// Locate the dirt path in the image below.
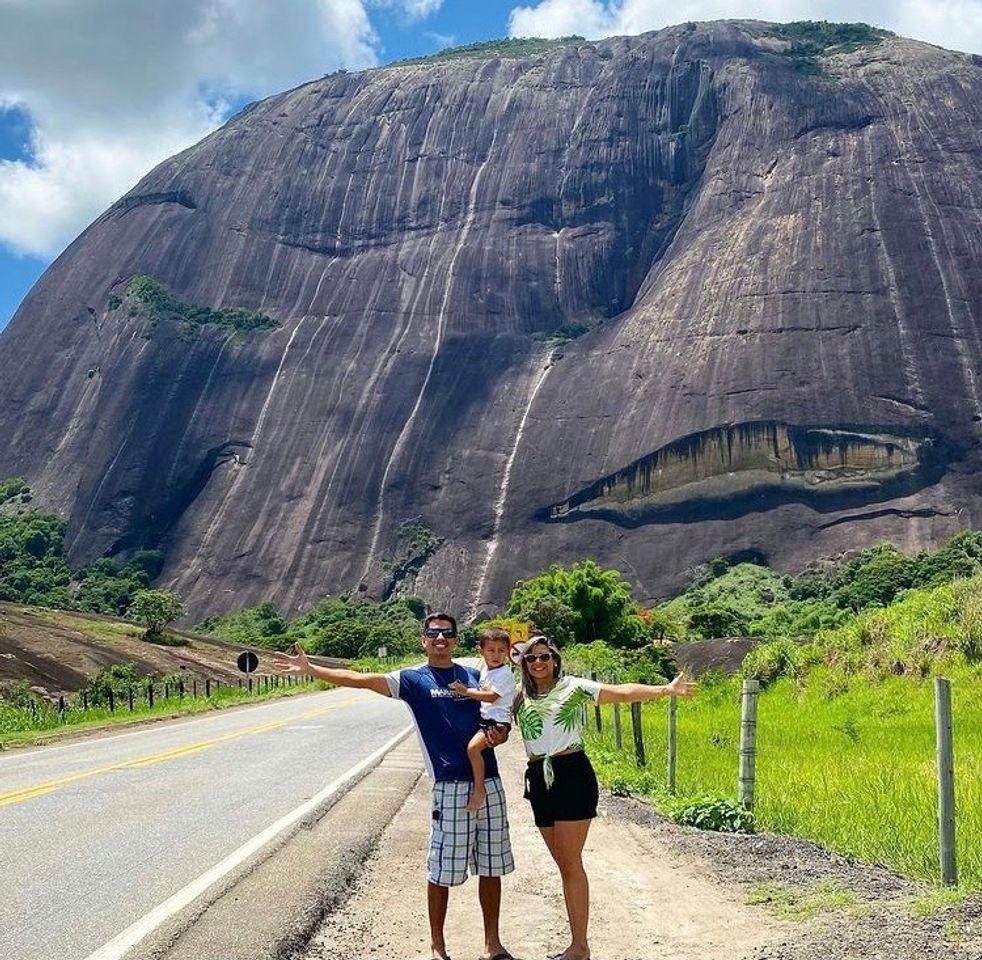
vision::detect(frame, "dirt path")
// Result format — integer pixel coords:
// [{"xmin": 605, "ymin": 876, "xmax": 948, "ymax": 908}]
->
[{"xmin": 305, "ymin": 738, "xmax": 794, "ymax": 960}]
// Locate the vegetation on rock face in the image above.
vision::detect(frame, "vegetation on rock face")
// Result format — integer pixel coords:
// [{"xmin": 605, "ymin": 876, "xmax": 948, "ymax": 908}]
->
[
  {"xmin": 393, "ymin": 36, "xmax": 584, "ymax": 67},
  {"xmin": 765, "ymin": 21, "xmax": 891, "ymax": 75},
  {"xmin": 115, "ymin": 275, "xmax": 278, "ymax": 333},
  {"xmin": 380, "ymin": 518, "xmax": 442, "ymax": 598},
  {"xmin": 0, "ymin": 478, "xmax": 166, "ymax": 614},
  {"xmin": 196, "ymin": 595, "xmax": 427, "ymax": 659},
  {"xmin": 0, "ymin": 477, "xmax": 30, "ymax": 507},
  {"xmin": 531, "ymin": 322, "xmax": 591, "ymax": 344}
]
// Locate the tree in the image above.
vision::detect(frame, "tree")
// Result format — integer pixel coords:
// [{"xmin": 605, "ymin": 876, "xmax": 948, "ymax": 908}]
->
[
  {"xmin": 687, "ymin": 603, "xmax": 751, "ymax": 639},
  {"xmin": 514, "ymin": 595, "xmax": 578, "ymax": 647},
  {"xmin": 307, "ymin": 618, "xmax": 364, "ymax": 659},
  {"xmin": 130, "ymin": 589, "xmax": 186, "ymax": 640},
  {"xmin": 507, "ymin": 560, "xmax": 644, "ymax": 648},
  {"xmin": 644, "ymin": 608, "xmax": 685, "ymax": 641}
]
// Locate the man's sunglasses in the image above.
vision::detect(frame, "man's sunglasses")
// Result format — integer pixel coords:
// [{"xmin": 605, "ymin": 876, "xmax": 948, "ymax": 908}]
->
[
  {"xmin": 523, "ymin": 652, "xmax": 554, "ymax": 664},
  {"xmin": 424, "ymin": 627, "xmax": 457, "ymax": 639}
]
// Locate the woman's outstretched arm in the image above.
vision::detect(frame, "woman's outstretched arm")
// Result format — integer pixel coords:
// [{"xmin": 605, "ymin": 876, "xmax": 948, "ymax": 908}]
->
[{"xmin": 596, "ymin": 673, "xmax": 695, "ymax": 705}]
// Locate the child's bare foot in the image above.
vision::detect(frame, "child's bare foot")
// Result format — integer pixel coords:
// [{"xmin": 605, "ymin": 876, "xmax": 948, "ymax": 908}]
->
[{"xmin": 464, "ymin": 783, "xmax": 487, "ymax": 813}]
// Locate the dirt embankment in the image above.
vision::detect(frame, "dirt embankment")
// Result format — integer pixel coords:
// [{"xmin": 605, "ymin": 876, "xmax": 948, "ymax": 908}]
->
[{"xmin": 0, "ymin": 601, "xmax": 321, "ymax": 697}]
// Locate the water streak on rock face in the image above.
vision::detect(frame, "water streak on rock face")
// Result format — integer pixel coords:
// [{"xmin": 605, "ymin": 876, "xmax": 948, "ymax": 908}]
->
[{"xmin": 0, "ymin": 22, "xmax": 980, "ymax": 615}]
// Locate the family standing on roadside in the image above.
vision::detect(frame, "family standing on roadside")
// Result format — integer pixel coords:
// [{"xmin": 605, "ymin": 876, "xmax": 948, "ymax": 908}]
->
[{"xmin": 272, "ymin": 612, "xmax": 695, "ymax": 960}]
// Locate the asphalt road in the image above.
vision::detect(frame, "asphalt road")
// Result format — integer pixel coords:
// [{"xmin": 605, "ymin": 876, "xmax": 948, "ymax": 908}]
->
[{"xmin": 0, "ymin": 688, "xmax": 411, "ymax": 960}]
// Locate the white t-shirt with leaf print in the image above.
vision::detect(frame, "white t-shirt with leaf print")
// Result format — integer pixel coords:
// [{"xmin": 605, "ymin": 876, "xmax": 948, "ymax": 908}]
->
[{"xmin": 515, "ymin": 675, "xmax": 602, "ymax": 762}]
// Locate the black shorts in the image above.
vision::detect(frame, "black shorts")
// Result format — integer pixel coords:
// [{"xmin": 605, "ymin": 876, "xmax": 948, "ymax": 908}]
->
[{"xmin": 523, "ymin": 751, "xmax": 599, "ymax": 828}]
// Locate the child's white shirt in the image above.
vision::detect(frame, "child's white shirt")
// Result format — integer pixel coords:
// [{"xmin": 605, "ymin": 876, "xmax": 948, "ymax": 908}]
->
[{"xmin": 479, "ymin": 663, "xmax": 517, "ymax": 724}]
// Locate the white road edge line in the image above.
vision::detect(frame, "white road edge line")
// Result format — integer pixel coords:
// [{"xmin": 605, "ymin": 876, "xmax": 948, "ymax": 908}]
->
[{"xmin": 83, "ymin": 722, "xmax": 415, "ymax": 960}]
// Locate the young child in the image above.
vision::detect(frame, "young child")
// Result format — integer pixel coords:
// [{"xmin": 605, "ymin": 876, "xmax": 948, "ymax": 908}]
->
[{"xmin": 450, "ymin": 626, "xmax": 518, "ymax": 813}]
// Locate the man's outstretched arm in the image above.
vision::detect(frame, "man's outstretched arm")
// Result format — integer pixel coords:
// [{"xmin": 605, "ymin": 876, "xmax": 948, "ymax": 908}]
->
[{"xmin": 272, "ymin": 643, "xmax": 392, "ymax": 696}]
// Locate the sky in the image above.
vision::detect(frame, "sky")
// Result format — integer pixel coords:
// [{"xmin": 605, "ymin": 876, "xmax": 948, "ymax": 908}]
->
[{"xmin": 1, "ymin": 0, "xmax": 980, "ymax": 332}]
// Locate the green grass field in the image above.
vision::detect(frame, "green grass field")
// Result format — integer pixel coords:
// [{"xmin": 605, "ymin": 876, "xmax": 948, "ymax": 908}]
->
[
  {"xmin": 0, "ymin": 678, "xmax": 321, "ymax": 748},
  {"xmin": 585, "ymin": 669, "xmax": 982, "ymax": 890}
]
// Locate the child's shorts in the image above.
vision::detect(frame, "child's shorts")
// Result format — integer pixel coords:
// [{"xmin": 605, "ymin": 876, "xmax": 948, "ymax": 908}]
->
[
  {"xmin": 428, "ymin": 776, "xmax": 515, "ymax": 886},
  {"xmin": 479, "ymin": 718, "xmax": 512, "ymax": 733}
]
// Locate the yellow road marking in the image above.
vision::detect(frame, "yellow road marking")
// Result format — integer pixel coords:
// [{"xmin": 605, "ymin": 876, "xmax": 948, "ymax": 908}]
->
[{"xmin": 0, "ymin": 695, "xmax": 368, "ymax": 807}]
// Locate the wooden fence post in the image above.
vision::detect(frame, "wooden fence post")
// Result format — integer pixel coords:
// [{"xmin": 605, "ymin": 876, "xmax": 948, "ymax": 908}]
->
[
  {"xmin": 206, "ymin": 678, "xmax": 211, "ymax": 698},
  {"xmin": 107, "ymin": 688, "xmax": 114, "ymax": 713},
  {"xmin": 591, "ymin": 673, "xmax": 602, "ymax": 732},
  {"xmin": 128, "ymin": 687, "xmax": 134, "ymax": 711},
  {"xmin": 613, "ymin": 702, "xmax": 623, "ymax": 750},
  {"xmin": 935, "ymin": 677, "xmax": 958, "ymax": 886},
  {"xmin": 81, "ymin": 690, "xmax": 88, "ymax": 712},
  {"xmin": 739, "ymin": 679, "xmax": 760, "ymax": 809},
  {"xmin": 630, "ymin": 702, "xmax": 646, "ymax": 767},
  {"xmin": 667, "ymin": 695, "xmax": 678, "ymax": 795}
]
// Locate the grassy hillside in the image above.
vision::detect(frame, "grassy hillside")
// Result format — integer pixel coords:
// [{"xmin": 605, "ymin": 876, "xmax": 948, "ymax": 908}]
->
[
  {"xmin": 587, "ymin": 666, "xmax": 982, "ymax": 889},
  {"xmin": 574, "ymin": 570, "xmax": 982, "ymax": 890}
]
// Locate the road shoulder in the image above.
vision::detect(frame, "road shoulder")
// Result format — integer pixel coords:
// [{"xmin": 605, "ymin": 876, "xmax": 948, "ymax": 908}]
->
[
  {"xmin": 126, "ymin": 736, "xmax": 422, "ymax": 960},
  {"xmin": 305, "ymin": 739, "xmax": 793, "ymax": 960}
]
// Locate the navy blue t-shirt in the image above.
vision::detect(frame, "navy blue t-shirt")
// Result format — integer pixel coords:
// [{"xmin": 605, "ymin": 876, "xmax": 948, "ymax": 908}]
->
[{"xmin": 386, "ymin": 662, "xmax": 500, "ymax": 782}]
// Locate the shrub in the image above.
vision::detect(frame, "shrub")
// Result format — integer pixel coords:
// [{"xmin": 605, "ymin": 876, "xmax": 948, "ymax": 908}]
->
[
  {"xmin": 0, "ymin": 477, "xmax": 30, "ymax": 506},
  {"xmin": 664, "ymin": 793, "xmax": 755, "ymax": 833},
  {"xmin": 609, "ymin": 775, "xmax": 632, "ymax": 797},
  {"xmin": 952, "ymin": 578, "xmax": 982, "ymax": 663},
  {"xmin": 393, "ymin": 36, "xmax": 584, "ymax": 66},
  {"xmin": 766, "ymin": 21, "xmax": 890, "ymax": 75},
  {"xmin": 124, "ymin": 275, "xmax": 278, "ymax": 334},
  {"xmin": 564, "ymin": 639, "xmax": 677, "ymax": 684},
  {"xmin": 742, "ymin": 638, "xmax": 820, "ymax": 687}
]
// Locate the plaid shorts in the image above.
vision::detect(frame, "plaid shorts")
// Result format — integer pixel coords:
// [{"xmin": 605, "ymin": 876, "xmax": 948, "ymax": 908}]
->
[{"xmin": 428, "ymin": 776, "xmax": 514, "ymax": 887}]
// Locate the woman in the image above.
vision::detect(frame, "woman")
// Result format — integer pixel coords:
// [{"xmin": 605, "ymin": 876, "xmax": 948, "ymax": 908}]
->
[{"xmin": 515, "ymin": 635, "xmax": 696, "ymax": 960}]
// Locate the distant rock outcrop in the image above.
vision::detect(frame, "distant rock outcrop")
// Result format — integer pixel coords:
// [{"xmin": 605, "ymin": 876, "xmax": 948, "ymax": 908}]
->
[{"xmin": 1, "ymin": 22, "xmax": 980, "ymax": 619}]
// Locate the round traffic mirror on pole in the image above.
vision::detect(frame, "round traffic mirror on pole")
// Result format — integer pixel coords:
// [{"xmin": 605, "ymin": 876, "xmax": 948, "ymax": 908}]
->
[{"xmin": 237, "ymin": 650, "xmax": 259, "ymax": 673}]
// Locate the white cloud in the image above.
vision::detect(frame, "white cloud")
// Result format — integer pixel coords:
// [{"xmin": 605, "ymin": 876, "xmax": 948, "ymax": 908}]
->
[
  {"xmin": 371, "ymin": 0, "xmax": 445, "ymax": 21},
  {"xmin": 509, "ymin": 0, "xmax": 614, "ymax": 37},
  {"xmin": 403, "ymin": 0, "xmax": 446, "ymax": 17},
  {"xmin": 425, "ymin": 30, "xmax": 459, "ymax": 49},
  {"xmin": 507, "ymin": 0, "xmax": 982, "ymax": 54},
  {"xmin": 0, "ymin": 0, "xmax": 379, "ymax": 258}
]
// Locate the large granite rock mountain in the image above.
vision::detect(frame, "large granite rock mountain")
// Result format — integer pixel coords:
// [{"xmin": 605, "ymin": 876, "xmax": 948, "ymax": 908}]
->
[{"xmin": 1, "ymin": 21, "xmax": 981, "ymax": 620}]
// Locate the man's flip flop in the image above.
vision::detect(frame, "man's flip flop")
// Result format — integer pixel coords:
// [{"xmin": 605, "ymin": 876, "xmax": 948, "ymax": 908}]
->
[{"xmin": 484, "ymin": 953, "xmax": 515, "ymax": 960}]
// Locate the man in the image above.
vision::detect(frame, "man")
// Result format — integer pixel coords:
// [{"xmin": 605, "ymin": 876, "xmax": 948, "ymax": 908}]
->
[{"xmin": 273, "ymin": 612, "xmax": 515, "ymax": 960}]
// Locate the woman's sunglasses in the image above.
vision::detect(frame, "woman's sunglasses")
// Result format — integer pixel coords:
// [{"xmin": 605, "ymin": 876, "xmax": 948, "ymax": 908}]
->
[
  {"xmin": 523, "ymin": 652, "xmax": 554, "ymax": 664},
  {"xmin": 424, "ymin": 627, "xmax": 457, "ymax": 639}
]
